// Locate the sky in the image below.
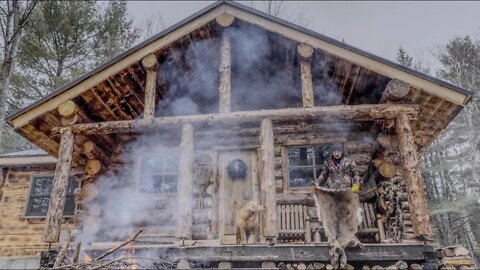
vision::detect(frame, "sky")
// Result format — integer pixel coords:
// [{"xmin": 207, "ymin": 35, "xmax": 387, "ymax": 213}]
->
[{"xmin": 127, "ymin": 1, "xmax": 480, "ymax": 72}]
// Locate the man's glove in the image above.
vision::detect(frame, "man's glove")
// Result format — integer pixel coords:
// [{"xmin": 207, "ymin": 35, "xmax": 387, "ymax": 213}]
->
[
  {"xmin": 311, "ymin": 181, "xmax": 317, "ymax": 192},
  {"xmin": 351, "ymin": 183, "xmax": 361, "ymax": 193}
]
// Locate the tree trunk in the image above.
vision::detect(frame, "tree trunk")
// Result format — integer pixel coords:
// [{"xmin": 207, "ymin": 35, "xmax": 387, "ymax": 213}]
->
[{"xmin": 260, "ymin": 119, "xmax": 277, "ymax": 241}]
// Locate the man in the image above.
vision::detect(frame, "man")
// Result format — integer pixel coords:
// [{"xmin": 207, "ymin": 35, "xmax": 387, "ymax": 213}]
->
[
  {"xmin": 311, "ymin": 144, "xmax": 364, "ymax": 270},
  {"xmin": 314, "ymin": 144, "xmax": 361, "ymax": 192}
]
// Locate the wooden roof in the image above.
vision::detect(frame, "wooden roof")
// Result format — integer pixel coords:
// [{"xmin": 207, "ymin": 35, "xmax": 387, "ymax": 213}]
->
[{"xmin": 5, "ymin": 1, "xmax": 473, "ymax": 163}]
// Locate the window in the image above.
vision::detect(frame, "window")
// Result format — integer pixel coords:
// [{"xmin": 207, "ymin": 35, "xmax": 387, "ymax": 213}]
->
[
  {"xmin": 138, "ymin": 154, "xmax": 179, "ymax": 194},
  {"xmin": 25, "ymin": 176, "xmax": 77, "ymax": 217},
  {"xmin": 287, "ymin": 145, "xmax": 333, "ymax": 189}
]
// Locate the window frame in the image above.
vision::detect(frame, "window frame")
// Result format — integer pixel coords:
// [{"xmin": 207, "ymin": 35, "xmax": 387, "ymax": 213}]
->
[
  {"xmin": 134, "ymin": 149, "xmax": 180, "ymax": 197},
  {"xmin": 281, "ymin": 138, "xmax": 347, "ymax": 194},
  {"xmin": 23, "ymin": 173, "xmax": 78, "ymax": 219}
]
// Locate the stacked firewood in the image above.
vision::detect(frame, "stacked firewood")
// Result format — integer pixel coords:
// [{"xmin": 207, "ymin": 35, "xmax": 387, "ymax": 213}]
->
[
  {"xmin": 276, "ymin": 261, "xmax": 422, "ymax": 270},
  {"xmin": 436, "ymin": 246, "xmax": 476, "ymax": 270},
  {"xmin": 377, "ymin": 176, "xmax": 414, "ymax": 243}
]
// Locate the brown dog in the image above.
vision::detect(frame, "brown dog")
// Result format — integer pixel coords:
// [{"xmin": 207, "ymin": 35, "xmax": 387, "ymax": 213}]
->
[{"xmin": 235, "ymin": 200, "xmax": 264, "ymax": 244}]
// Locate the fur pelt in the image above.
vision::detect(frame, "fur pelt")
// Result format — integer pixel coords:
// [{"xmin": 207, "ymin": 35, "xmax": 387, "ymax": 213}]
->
[
  {"xmin": 313, "ymin": 188, "xmax": 364, "ymax": 269},
  {"xmin": 235, "ymin": 200, "xmax": 264, "ymax": 244}
]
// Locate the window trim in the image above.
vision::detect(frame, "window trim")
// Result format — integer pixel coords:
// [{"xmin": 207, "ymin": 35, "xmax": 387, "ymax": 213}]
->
[
  {"xmin": 134, "ymin": 150, "xmax": 180, "ymax": 197},
  {"xmin": 281, "ymin": 138, "xmax": 347, "ymax": 194},
  {"xmin": 23, "ymin": 173, "xmax": 77, "ymax": 219}
]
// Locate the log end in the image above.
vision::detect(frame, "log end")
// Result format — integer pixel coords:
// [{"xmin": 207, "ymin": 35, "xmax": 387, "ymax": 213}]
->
[
  {"xmin": 141, "ymin": 53, "xmax": 159, "ymax": 70},
  {"xmin": 85, "ymin": 159, "xmax": 102, "ymax": 176},
  {"xmin": 297, "ymin": 43, "xmax": 314, "ymax": 58},
  {"xmin": 58, "ymin": 100, "xmax": 77, "ymax": 118},
  {"xmin": 216, "ymin": 12, "xmax": 235, "ymax": 27}
]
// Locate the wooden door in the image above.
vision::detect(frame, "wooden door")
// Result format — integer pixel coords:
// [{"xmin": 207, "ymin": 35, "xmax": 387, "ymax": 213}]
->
[{"xmin": 218, "ymin": 150, "xmax": 259, "ymax": 244}]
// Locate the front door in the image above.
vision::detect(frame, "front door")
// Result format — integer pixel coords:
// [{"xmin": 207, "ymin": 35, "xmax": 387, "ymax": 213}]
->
[{"xmin": 218, "ymin": 150, "xmax": 259, "ymax": 244}]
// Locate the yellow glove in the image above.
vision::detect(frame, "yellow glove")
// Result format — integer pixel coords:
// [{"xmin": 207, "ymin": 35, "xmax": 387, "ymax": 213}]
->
[
  {"xmin": 351, "ymin": 183, "xmax": 361, "ymax": 193},
  {"xmin": 311, "ymin": 182, "xmax": 317, "ymax": 192}
]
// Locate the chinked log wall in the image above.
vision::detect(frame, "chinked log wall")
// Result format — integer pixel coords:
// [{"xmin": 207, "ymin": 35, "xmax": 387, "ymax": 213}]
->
[{"xmin": 0, "ymin": 168, "xmax": 74, "ymax": 257}]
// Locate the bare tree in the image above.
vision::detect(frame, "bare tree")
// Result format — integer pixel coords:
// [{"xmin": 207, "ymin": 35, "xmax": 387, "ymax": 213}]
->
[
  {"xmin": 0, "ymin": 0, "xmax": 38, "ymax": 147},
  {"xmin": 246, "ymin": 0, "xmax": 311, "ymax": 28},
  {"xmin": 136, "ymin": 13, "xmax": 168, "ymax": 42}
]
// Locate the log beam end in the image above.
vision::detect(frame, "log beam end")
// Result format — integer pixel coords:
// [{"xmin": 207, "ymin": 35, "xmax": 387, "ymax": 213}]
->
[
  {"xmin": 216, "ymin": 12, "xmax": 235, "ymax": 27},
  {"xmin": 297, "ymin": 43, "xmax": 314, "ymax": 59},
  {"xmin": 141, "ymin": 53, "xmax": 159, "ymax": 71}
]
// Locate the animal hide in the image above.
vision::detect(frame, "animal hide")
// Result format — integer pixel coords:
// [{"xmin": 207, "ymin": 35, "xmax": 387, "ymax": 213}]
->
[
  {"xmin": 313, "ymin": 188, "xmax": 364, "ymax": 269},
  {"xmin": 235, "ymin": 200, "xmax": 264, "ymax": 244}
]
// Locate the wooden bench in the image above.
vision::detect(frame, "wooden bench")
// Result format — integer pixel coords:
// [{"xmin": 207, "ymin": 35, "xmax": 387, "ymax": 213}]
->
[
  {"xmin": 276, "ymin": 202, "xmax": 386, "ymax": 243},
  {"xmin": 277, "ymin": 204, "xmax": 311, "ymax": 243}
]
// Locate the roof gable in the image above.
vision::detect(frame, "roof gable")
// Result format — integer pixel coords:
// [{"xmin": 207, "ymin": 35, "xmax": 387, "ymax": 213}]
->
[{"xmin": 7, "ymin": 1, "xmax": 472, "ymax": 128}]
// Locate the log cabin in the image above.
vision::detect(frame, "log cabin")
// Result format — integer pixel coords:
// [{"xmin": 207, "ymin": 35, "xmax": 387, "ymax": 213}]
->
[{"xmin": 0, "ymin": 1, "xmax": 477, "ymax": 269}]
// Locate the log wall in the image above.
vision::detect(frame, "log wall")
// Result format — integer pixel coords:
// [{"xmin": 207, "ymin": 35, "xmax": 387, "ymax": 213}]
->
[{"xmin": 0, "ymin": 168, "xmax": 73, "ymax": 258}]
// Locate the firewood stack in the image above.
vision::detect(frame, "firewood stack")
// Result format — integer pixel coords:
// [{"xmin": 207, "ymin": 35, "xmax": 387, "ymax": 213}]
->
[
  {"xmin": 377, "ymin": 176, "xmax": 414, "ymax": 243},
  {"xmin": 436, "ymin": 246, "xmax": 476, "ymax": 270}
]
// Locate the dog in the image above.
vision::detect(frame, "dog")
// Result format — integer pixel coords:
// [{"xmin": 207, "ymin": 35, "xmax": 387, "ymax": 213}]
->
[{"xmin": 235, "ymin": 200, "xmax": 264, "ymax": 244}]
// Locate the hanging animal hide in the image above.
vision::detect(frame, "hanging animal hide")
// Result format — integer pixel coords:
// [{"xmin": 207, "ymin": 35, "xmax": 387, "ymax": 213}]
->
[{"xmin": 313, "ymin": 188, "xmax": 364, "ymax": 269}]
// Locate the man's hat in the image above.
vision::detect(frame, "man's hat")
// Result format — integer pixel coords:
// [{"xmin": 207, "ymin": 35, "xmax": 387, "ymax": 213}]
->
[{"xmin": 331, "ymin": 144, "xmax": 343, "ymax": 152}]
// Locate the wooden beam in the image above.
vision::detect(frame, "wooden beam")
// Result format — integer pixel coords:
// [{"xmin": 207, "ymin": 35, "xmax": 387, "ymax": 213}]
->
[
  {"xmin": 55, "ymin": 104, "xmax": 419, "ymax": 135},
  {"xmin": 395, "ymin": 112, "xmax": 432, "ymax": 236},
  {"xmin": 141, "ymin": 54, "xmax": 159, "ymax": 119},
  {"xmin": 44, "ymin": 128, "xmax": 74, "ymax": 243},
  {"xmin": 175, "ymin": 123, "xmax": 194, "ymax": 240},
  {"xmin": 218, "ymin": 29, "xmax": 231, "ymax": 113},
  {"xmin": 260, "ymin": 119, "xmax": 277, "ymax": 241},
  {"xmin": 298, "ymin": 43, "xmax": 314, "ymax": 108}
]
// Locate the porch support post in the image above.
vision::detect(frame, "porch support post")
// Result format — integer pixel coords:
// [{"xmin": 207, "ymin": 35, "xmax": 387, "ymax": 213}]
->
[
  {"xmin": 298, "ymin": 43, "xmax": 314, "ymax": 108},
  {"xmin": 44, "ymin": 128, "xmax": 74, "ymax": 243},
  {"xmin": 176, "ymin": 123, "xmax": 194, "ymax": 240},
  {"xmin": 260, "ymin": 118, "xmax": 277, "ymax": 242},
  {"xmin": 218, "ymin": 28, "xmax": 232, "ymax": 113},
  {"xmin": 395, "ymin": 112, "xmax": 432, "ymax": 236},
  {"xmin": 142, "ymin": 53, "xmax": 159, "ymax": 119}
]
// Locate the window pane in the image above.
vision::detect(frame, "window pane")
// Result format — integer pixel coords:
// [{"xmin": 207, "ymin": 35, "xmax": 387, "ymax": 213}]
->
[
  {"xmin": 66, "ymin": 177, "xmax": 78, "ymax": 195},
  {"xmin": 314, "ymin": 145, "xmax": 331, "ymax": 165},
  {"xmin": 164, "ymin": 156, "xmax": 179, "ymax": 174},
  {"xmin": 139, "ymin": 175, "xmax": 163, "ymax": 194},
  {"xmin": 64, "ymin": 196, "xmax": 76, "ymax": 215},
  {"xmin": 141, "ymin": 156, "xmax": 163, "ymax": 174},
  {"xmin": 288, "ymin": 147, "xmax": 314, "ymax": 166},
  {"xmin": 28, "ymin": 197, "xmax": 50, "ymax": 216},
  {"xmin": 163, "ymin": 175, "xmax": 178, "ymax": 193},
  {"xmin": 289, "ymin": 168, "xmax": 314, "ymax": 188},
  {"xmin": 31, "ymin": 177, "xmax": 53, "ymax": 196}
]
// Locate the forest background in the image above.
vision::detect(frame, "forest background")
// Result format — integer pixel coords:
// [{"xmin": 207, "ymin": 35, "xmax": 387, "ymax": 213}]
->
[{"xmin": 1, "ymin": 0, "xmax": 478, "ymax": 263}]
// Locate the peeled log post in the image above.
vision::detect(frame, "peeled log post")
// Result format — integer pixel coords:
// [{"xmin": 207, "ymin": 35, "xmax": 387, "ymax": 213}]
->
[
  {"xmin": 44, "ymin": 128, "xmax": 74, "ymax": 243},
  {"xmin": 260, "ymin": 119, "xmax": 277, "ymax": 241},
  {"xmin": 298, "ymin": 43, "xmax": 314, "ymax": 108},
  {"xmin": 56, "ymin": 104, "xmax": 419, "ymax": 135},
  {"xmin": 176, "ymin": 124, "xmax": 194, "ymax": 240},
  {"xmin": 142, "ymin": 53, "xmax": 159, "ymax": 119},
  {"xmin": 395, "ymin": 112, "xmax": 432, "ymax": 236},
  {"xmin": 218, "ymin": 29, "xmax": 231, "ymax": 113}
]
